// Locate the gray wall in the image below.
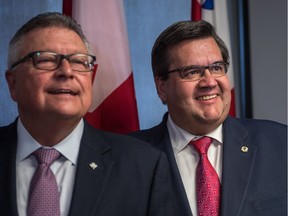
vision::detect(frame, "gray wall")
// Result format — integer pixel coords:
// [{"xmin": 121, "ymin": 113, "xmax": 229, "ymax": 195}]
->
[{"xmin": 248, "ymin": 0, "xmax": 287, "ymax": 124}]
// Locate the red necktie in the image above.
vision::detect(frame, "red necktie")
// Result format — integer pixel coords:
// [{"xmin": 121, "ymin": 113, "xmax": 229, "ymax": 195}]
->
[
  {"xmin": 190, "ymin": 136, "xmax": 220, "ymax": 216},
  {"xmin": 27, "ymin": 148, "xmax": 61, "ymax": 216}
]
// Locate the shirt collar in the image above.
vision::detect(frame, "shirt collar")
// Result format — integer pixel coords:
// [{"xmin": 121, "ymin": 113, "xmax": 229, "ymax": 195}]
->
[
  {"xmin": 16, "ymin": 118, "xmax": 84, "ymax": 165},
  {"xmin": 167, "ymin": 114, "xmax": 223, "ymax": 154}
]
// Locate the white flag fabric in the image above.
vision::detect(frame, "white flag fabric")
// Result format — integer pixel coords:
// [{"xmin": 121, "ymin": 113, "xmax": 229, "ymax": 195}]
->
[{"xmin": 63, "ymin": 0, "xmax": 140, "ymax": 133}]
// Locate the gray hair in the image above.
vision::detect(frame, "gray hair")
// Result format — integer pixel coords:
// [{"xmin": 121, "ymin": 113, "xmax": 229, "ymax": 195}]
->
[{"xmin": 7, "ymin": 12, "xmax": 91, "ymax": 68}]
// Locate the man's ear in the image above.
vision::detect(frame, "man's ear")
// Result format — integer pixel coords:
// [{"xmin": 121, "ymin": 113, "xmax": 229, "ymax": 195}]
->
[
  {"xmin": 5, "ymin": 69, "xmax": 17, "ymax": 101},
  {"xmin": 154, "ymin": 76, "xmax": 167, "ymax": 104}
]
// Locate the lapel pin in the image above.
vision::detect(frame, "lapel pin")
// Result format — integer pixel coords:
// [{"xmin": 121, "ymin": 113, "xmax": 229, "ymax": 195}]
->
[
  {"xmin": 89, "ymin": 162, "xmax": 98, "ymax": 170},
  {"xmin": 241, "ymin": 146, "xmax": 249, "ymax": 153}
]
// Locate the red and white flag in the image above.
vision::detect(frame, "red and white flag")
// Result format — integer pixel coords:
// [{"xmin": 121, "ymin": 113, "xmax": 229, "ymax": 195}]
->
[
  {"xmin": 63, "ymin": 0, "xmax": 140, "ymax": 133},
  {"xmin": 192, "ymin": 0, "xmax": 236, "ymax": 116}
]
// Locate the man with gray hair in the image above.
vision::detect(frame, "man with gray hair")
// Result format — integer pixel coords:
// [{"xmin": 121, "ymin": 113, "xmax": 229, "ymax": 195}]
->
[{"xmin": 0, "ymin": 12, "xmax": 175, "ymax": 216}]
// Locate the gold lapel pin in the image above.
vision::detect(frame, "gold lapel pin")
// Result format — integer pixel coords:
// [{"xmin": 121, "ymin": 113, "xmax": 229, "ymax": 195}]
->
[
  {"xmin": 241, "ymin": 146, "xmax": 249, "ymax": 153},
  {"xmin": 89, "ymin": 162, "xmax": 98, "ymax": 170}
]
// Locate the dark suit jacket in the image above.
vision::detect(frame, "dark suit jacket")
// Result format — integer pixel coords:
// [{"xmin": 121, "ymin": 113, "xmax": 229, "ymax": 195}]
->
[
  {"xmin": 0, "ymin": 119, "xmax": 176, "ymax": 216},
  {"xmin": 130, "ymin": 113, "xmax": 287, "ymax": 216}
]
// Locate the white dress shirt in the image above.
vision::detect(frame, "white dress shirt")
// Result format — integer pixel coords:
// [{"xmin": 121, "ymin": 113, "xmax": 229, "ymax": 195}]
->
[
  {"xmin": 167, "ymin": 115, "xmax": 223, "ymax": 215},
  {"xmin": 16, "ymin": 118, "xmax": 83, "ymax": 216}
]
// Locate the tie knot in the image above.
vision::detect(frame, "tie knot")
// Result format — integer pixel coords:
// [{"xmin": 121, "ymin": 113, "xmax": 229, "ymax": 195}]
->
[
  {"xmin": 190, "ymin": 136, "xmax": 212, "ymax": 155},
  {"xmin": 33, "ymin": 148, "xmax": 60, "ymax": 166}
]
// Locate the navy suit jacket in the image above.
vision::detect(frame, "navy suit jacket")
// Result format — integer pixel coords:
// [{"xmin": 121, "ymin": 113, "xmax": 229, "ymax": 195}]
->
[
  {"xmin": 0, "ymin": 119, "xmax": 176, "ymax": 216},
  {"xmin": 130, "ymin": 113, "xmax": 287, "ymax": 216}
]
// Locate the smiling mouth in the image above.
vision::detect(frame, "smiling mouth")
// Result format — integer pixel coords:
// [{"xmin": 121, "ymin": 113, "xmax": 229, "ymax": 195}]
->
[
  {"xmin": 197, "ymin": 94, "xmax": 218, "ymax": 101},
  {"xmin": 48, "ymin": 89, "xmax": 77, "ymax": 96}
]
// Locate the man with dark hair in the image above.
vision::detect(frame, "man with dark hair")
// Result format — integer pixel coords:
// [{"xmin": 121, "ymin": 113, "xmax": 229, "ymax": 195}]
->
[
  {"xmin": 0, "ymin": 12, "xmax": 175, "ymax": 216},
  {"xmin": 130, "ymin": 20, "xmax": 287, "ymax": 216}
]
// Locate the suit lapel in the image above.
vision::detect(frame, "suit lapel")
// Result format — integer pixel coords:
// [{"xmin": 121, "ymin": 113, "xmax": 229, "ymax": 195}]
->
[
  {"xmin": 68, "ymin": 123, "xmax": 113, "ymax": 216},
  {"xmin": 155, "ymin": 118, "xmax": 193, "ymax": 216},
  {"xmin": 221, "ymin": 117, "xmax": 257, "ymax": 216},
  {"xmin": 0, "ymin": 120, "xmax": 19, "ymax": 216},
  {"xmin": 0, "ymin": 120, "xmax": 114, "ymax": 216},
  {"xmin": 152, "ymin": 114, "xmax": 258, "ymax": 216}
]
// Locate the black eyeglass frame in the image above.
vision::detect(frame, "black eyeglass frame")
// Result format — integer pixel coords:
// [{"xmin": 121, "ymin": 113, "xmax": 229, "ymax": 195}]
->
[
  {"xmin": 9, "ymin": 51, "xmax": 96, "ymax": 72},
  {"xmin": 167, "ymin": 61, "xmax": 229, "ymax": 81}
]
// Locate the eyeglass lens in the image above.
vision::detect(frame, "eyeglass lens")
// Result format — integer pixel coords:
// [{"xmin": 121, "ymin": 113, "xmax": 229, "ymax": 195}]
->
[
  {"xmin": 181, "ymin": 63, "xmax": 227, "ymax": 80},
  {"xmin": 33, "ymin": 52, "xmax": 94, "ymax": 71}
]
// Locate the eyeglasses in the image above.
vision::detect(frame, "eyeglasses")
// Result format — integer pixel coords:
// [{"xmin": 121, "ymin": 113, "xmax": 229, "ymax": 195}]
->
[
  {"xmin": 167, "ymin": 62, "xmax": 229, "ymax": 81},
  {"xmin": 10, "ymin": 51, "xmax": 96, "ymax": 72}
]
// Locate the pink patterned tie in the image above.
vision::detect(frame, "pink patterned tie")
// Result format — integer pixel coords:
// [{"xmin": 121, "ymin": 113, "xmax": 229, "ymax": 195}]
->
[
  {"xmin": 190, "ymin": 136, "xmax": 220, "ymax": 216},
  {"xmin": 27, "ymin": 148, "xmax": 61, "ymax": 216}
]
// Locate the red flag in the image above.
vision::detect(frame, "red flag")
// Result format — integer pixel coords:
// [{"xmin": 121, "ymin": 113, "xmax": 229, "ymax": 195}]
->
[
  {"xmin": 63, "ymin": 0, "xmax": 139, "ymax": 133},
  {"xmin": 191, "ymin": 0, "xmax": 236, "ymax": 116}
]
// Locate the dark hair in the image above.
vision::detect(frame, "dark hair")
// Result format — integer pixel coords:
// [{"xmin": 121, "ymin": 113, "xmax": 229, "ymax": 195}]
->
[
  {"xmin": 151, "ymin": 20, "xmax": 230, "ymax": 80},
  {"xmin": 7, "ymin": 12, "xmax": 91, "ymax": 68}
]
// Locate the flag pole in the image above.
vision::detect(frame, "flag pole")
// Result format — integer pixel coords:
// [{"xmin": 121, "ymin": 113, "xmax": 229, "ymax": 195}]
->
[{"xmin": 238, "ymin": 0, "xmax": 253, "ymax": 118}]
